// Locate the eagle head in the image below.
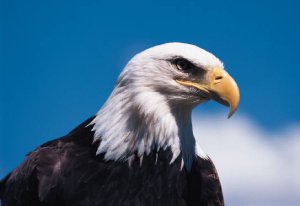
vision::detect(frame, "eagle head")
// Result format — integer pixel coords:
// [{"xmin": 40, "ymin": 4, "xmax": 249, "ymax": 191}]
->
[
  {"xmin": 119, "ymin": 42, "xmax": 239, "ymax": 117},
  {"xmin": 92, "ymin": 42, "xmax": 240, "ymax": 169}
]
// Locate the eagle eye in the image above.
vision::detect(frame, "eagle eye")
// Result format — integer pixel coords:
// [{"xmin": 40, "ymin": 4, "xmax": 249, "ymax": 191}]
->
[{"xmin": 174, "ymin": 58, "xmax": 194, "ymax": 73}]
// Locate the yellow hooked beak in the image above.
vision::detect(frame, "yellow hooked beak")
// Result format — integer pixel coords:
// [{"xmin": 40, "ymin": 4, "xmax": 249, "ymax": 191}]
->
[{"xmin": 176, "ymin": 67, "xmax": 240, "ymax": 118}]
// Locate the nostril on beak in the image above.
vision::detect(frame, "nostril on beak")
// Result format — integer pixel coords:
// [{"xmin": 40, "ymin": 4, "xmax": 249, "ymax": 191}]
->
[{"xmin": 215, "ymin": 76, "xmax": 223, "ymax": 81}]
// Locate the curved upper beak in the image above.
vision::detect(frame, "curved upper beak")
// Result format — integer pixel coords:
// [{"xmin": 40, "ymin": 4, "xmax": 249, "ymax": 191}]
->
[{"xmin": 176, "ymin": 67, "xmax": 240, "ymax": 118}]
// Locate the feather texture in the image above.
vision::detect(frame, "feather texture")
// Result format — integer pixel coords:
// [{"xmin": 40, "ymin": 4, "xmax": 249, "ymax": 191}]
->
[{"xmin": 0, "ymin": 117, "xmax": 224, "ymax": 206}]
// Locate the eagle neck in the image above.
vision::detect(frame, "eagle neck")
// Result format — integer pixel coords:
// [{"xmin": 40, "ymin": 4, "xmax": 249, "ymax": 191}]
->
[
  {"xmin": 91, "ymin": 85, "xmax": 201, "ymax": 170},
  {"xmin": 172, "ymin": 107, "xmax": 196, "ymax": 170}
]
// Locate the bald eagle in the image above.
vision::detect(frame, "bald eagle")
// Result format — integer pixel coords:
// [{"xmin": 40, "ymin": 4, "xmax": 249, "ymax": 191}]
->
[{"xmin": 0, "ymin": 43, "xmax": 239, "ymax": 206}]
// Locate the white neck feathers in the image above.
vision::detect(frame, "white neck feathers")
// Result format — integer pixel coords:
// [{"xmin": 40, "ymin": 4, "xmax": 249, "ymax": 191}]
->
[{"xmin": 90, "ymin": 83, "xmax": 204, "ymax": 170}]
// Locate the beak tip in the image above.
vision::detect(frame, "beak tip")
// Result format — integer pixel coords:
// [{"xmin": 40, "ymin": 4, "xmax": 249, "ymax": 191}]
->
[{"xmin": 227, "ymin": 103, "xmax": 238, "ymax": 119}]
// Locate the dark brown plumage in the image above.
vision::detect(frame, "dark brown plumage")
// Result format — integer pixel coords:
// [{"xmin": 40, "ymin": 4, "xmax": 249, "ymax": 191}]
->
[{"xmin": 0, "ymin": 117, "xmax": 224, "ymax": 206}]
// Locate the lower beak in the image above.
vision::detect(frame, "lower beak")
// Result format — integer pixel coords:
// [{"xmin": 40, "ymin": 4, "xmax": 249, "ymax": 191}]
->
[{"xmin": 176, "ymin": 68, "xmax": 240, "ymax": 118}]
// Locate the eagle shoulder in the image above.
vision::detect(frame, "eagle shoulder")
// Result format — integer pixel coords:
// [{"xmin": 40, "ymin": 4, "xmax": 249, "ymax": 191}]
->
[
  {"xmin": 0, "ymin": 117, "xmax": 96, "ymax": 206},
  {"xmin": 187, "ymin": 155, "xmax": 224, "ymax": 206}
]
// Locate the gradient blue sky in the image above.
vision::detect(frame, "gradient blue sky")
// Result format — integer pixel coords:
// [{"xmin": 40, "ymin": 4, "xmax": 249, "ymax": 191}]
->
[{"xmin": 1, "ymin": 0, "xmax": 300, "ymax": 176}]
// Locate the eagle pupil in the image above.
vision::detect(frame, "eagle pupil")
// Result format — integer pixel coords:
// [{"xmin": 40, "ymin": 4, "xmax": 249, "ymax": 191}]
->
[{"xmin": 176, "ymin": 59, "xmax": 192, "ymax": 72}]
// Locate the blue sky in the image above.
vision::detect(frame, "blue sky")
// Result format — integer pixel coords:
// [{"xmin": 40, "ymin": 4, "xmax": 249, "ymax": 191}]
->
[{"xmin": 1, "ymin": 0, "xmax": 300, "ymax": 199}]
